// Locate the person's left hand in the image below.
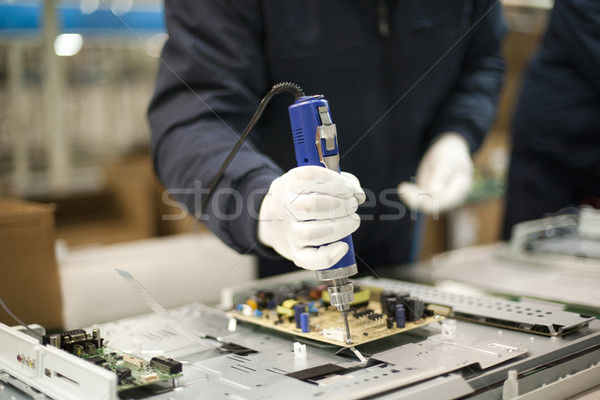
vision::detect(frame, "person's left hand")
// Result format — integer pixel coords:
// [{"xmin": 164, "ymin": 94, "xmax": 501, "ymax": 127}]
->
[{"xmin": 398, "ymin": 132, "xmax": 473, "ymax": 214}]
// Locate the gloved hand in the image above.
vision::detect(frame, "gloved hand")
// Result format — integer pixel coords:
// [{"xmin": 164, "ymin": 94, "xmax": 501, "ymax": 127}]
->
[
  {"xmin": 398, "ymin": 133, "xmax": 473, "ymax": 214},
  {"xmin": 258, "ymin": 166, "xmax": 365, "ymax": 270}
]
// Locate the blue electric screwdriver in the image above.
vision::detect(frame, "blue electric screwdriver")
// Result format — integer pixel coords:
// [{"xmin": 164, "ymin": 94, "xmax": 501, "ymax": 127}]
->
[
  {"xmin": 200, "ymin": 84, "xmax": 357, "ymax": 342},
  {"xmin": 288, "ymin": 95, "xmax": 357, "ymax": 344}
]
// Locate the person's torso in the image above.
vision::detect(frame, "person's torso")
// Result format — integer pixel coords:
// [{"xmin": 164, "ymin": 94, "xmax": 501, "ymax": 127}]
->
[
  {"xmin": 512, "ymin": 0, "xmax": 600, "ymax": 171},
  {"xmin": 253, "ymin": 0, "xmax": 473, "ymax": 185},
  {"xmin": 253, "ymin": 0, "xmax": 474, "ymax": 261}
]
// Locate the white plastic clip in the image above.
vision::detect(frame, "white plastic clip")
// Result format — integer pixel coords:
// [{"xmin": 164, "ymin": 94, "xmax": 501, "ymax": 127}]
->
[
  {"xmin": 441, "ymin": 319, "xmax": 457, "ymax": 341},
  {"xmin": 227, "ymin": 318, "xmax": 237, "ymax": 332},
  {"xmin": 502, "ymin": 370, "xmax": 519, "ymax": 399},
  {"xmin": 293, "ymin": 342, "xmax": 307, "ymax": 360}
]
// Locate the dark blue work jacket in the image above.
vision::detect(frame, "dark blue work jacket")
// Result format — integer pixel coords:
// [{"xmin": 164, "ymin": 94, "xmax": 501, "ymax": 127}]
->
[
  {"xmin": 512, "ymin": 0, "xmax": 600, "ymax": 175},
  {"xmin": 148, "ymin": 0, "xmax": 506, "ymax": 270}
]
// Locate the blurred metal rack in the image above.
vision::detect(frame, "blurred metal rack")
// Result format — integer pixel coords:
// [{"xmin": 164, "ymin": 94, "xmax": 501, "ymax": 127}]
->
[{"xmin": 0, "ymin": 0, "xmax": 165, "ymax": 197}]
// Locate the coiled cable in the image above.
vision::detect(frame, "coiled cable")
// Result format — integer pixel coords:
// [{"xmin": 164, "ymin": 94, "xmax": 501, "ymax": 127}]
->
[{"xmin": 200, "ymin": 82, "xmax": 305, "ymax": 214}]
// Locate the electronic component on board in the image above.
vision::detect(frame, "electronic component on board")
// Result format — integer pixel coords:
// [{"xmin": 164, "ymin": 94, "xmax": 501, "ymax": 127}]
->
[
  {"xmin": 39, "ymin": 326, "xmax": 183, "ymax": 392},
  {"xmin": 310, "ymin": 285, "xmax": 326, "ymax": 300},
  {"xmin": 386, "ymin": 317, "xmax": 394, "ymax": 329},
  {"xmin": 85, "ymin": 342, "xmax": 96, "ymax": 355},
  {"xmin": 322, "ymin": 287, "xmax": 370, "ymax": 308},
  {"xmin": 116, "ymin": 367, "xmax": 132, "ymax": 384},
  {"xmin": 139, "ymin": 372, "xmax": 159, "ymax": 384},
  {"xmin": 232, "ymin": 283, "xmax": 440, "ymax": 346},
  {"xmin": 74, "ymin": 344, "xmax": 84, "ymax": 357},
  {"xmin": 42, "ymin": 328, "xmax": 104, "ymax": 354},
  {"xmin": 246, "ymin": 299, "xmax": 258, "ymax": 310},
  {"xmin": 123, "ymin": 354, "xmax": 144, "ymax": 368},
  {"xmin": 386, "ymin": 297, "xmax": 398, "ymax": 316},
  {"xmin": 403, "ymin": 297, "xmax": 425, "ymax": 322},
  {"xmin": 255, "ymin": 290, "xmax": 275, "ymax": 309},
  {"xmin": 301, "ymin": 313, "xmax": 310, "ymax": 333},
  {"xmin": 150, "ymin": 356, "xmax": 183, "ymax": 375},
  {"xmin": 294, "ymin": 303, "xmax": 306, "ymax": 329},
  {"xmin": 87, "ymin": 356, "xmax": 105, "ymax": 366},
  {"xmin": 49, "ymin": 334, "xmax": 60, "ymax": 348},
  {"xmin": 396, "ymin": 305, "xmax": 406, "ymax": 328},
  {"xmin": 380, "ymin": 290, "xmax": 394, "ymax": 314}
]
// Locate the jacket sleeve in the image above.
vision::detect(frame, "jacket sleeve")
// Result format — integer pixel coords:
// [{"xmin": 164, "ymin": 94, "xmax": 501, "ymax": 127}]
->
[
  {"xmin": 427, "ymin": 0, "xmax": 507, "ymax": 152},
  {"xmin": 148, "ymin": 0, "xmax": 283, "ymax": 256}
]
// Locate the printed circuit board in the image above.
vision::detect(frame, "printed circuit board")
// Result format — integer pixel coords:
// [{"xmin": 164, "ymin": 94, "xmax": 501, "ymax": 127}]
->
[{"xmin": 231, "ymin": 285, "xmax": 442, "ymax": 347}]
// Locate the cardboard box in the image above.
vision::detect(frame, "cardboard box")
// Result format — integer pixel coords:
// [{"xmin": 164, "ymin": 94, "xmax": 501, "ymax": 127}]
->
[
  {"xmin": 54, "ymin": 155, "xmax": 158, "ymax": 247},
  {"xmin": 54, "ymin": 153, "xmax": 201, "ymax": 247},
  {"xmin": 0, "ymin": 199, "xmax": 63, "ymax": 330}
]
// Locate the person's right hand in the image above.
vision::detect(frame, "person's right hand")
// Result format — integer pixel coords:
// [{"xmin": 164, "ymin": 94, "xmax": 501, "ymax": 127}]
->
[{"xmin": 258, "ymin": 166, "xmax": 365, "ymax": 270}]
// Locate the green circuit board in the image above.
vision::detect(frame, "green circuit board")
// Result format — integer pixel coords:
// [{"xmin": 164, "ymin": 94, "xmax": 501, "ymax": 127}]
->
[
  {"xmin": 43, "ymin": 328, "xmax": 182, "ymax": 392},
  {"xmin": 78, "ymin": 347, "xmax": 182, "ymax": 391}
]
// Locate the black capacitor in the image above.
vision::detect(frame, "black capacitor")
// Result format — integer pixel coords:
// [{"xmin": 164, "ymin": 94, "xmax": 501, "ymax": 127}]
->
[
  {"xmin": 404, "ymin": 297, "xmax": 425, "ymax": 322},
  {"xmin": 386, "ymin": 317, "xmax": 394, "ymax": 329},
  {"xmin": 395, "ymin": 292, "xmax": 411, "ymax": 309},
  {"xmin": 414, "ymin": 299, "xmax": 425, "ymax": 320},
  {"xmin": 394, "ymin": 291, "xmax": 411, "ymax": 301},
  {"xmin": 402, "ymin": 297, "xmax": 415, "ymax": 322},
  {"xmin": 386, "ymin": 297, "xmax": 398, "ymax": 317},
  {"xmin": 380, "ymin": 290, "xmax": 395, "ymax": 314}
]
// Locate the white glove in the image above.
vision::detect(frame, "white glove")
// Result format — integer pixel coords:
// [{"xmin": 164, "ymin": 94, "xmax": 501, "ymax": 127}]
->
[
  {"xmin": 258, "ymin": 166, "xmax": 365, "ymax": 270},
  {"xmin": 398, "ymin": 133, "xmax": 473, "ymax": 215}
]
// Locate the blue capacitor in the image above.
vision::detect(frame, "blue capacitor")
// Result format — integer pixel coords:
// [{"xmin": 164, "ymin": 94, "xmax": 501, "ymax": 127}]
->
[
  {"xmin": 300, "ymin": 312, "xmax": 310, "ymax": 333},
  {"xmin": 395, "ymin": 304, "xmax": 406, "ymax": 328},
  {"xmin": 294, "ymin": 304, "xmax": 305, "ymax": 329},
  {"xmin": 236, "ymin": 304, "xmax": 243, "ymax": 311},
  {"xmin": 254, "ymin": 309, "xmax": 263, "ymax": 318}
]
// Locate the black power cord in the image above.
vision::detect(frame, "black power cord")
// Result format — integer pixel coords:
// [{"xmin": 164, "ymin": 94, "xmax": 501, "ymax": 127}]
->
[{"xmin": 200, "ymin": 82, "xmax": 305, "ymax": 214}]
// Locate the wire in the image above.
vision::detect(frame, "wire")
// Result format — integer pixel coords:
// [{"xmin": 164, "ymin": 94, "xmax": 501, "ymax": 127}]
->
[
  {"xmin": 200, "ymin": 82, "xmax": 305, "ymax": 214},
  {"xmin": 0, "ymin": 297, "xmax": 43, "ymax": 339}
]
